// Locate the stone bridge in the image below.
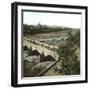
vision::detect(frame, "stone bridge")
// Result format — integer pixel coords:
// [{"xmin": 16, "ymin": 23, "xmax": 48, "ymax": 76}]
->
[{"xmin": 23, "ymin": 37, "xmax": 59, "ymax": 61}]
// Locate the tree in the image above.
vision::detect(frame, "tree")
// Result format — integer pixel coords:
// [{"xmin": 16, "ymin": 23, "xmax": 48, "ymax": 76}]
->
[{"xmin": 57, "ymin": 30, "xmax": 80, "ymax": 75}]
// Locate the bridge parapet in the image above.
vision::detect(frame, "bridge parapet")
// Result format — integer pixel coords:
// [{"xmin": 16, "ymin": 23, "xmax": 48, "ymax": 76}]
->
[{"xmin": 24, "ymin": 37, "xmax": 58, "ymax": 50}]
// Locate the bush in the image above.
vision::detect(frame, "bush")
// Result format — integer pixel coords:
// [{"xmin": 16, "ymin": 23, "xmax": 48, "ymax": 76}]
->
[{"xmin": 57, "ymin": 30, "xmax": 80, "ymax": 75}]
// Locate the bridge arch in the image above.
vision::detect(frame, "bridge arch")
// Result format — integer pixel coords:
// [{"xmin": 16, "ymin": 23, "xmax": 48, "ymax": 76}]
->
[
  {"xmin": 31, "ymin": 49, "xmax": 40, "ymax": 56},
  {"xmin": 23, "ymin": 45, "xmax": 29, "ymax": 51},
  {"xmin": 45, "ymin": 55, "xmax": 56, "ymax": 61},
  {"xmin": 40, "ymin": 53, "xmax": 56, "ymax": 62}
]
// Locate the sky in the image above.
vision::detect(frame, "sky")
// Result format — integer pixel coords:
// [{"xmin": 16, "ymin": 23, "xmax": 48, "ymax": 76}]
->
[{"xmin": 23, "ymin": 11, "xmax": 81, "ymax": 28}]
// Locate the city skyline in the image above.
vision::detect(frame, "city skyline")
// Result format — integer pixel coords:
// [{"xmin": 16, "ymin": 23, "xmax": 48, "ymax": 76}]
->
[{"xmin": 23, "ymin": 11, "xmax": 81, "ymax": 28}]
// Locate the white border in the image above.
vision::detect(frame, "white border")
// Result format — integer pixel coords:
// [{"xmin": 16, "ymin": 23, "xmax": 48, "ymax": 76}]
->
[{"xmin": 17, "ymin": 5, "xmax": 86, "ymax": 84}]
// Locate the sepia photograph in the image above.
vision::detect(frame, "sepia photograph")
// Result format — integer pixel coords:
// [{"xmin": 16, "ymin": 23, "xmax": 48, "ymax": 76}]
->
[{"xmin": 22, "ymin": 10, "xmax": 80, "ymax": 77}]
